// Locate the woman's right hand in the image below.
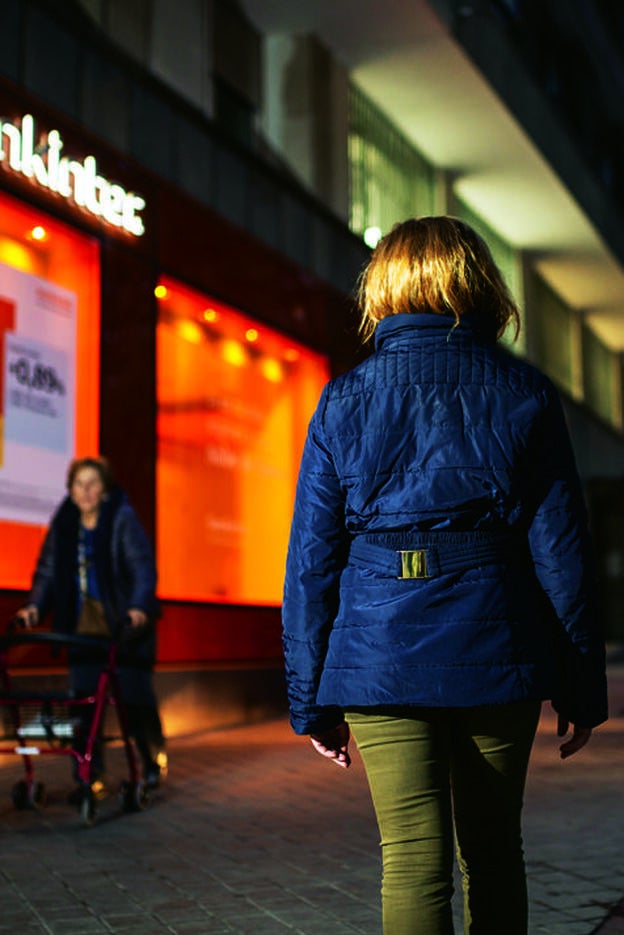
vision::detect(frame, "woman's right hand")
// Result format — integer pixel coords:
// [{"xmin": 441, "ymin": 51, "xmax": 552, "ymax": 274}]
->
[
  {"xmin": 14, "ymin": 605, "xmax": 39, "ymax": 629},
  {"xmin": 310, "ymin": 722, "xmax": 351, "ymax": 768},
  {"xmin": 557, "ymin": 713, "xmax": 592, "ymax": 759}
]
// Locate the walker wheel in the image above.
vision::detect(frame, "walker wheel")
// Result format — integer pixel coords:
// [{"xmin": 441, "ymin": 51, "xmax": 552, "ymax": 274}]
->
[
  {"xmin": 120, "ymin": 779, "xmax": 147, "ymax": 813},
  {"xmin": 11, "ymin": 780, "xmax": 46, "ymax": 810},
  {"xmin": 80, "ymin": 788, "xmax": 96, "ymax": 827}
]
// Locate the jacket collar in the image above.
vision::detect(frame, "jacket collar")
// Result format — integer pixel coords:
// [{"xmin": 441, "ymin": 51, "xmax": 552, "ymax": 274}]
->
[{"xmin": 374, "ymin": 312, "xmax": 492, "ymax": 351}]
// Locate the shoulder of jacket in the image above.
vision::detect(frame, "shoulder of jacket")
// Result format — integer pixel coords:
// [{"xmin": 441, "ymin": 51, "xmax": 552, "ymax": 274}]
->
[
  {"xmin": 50, "ymin": 495, "xmax": 78, "ymax": 532},
  {"xmin": 106, "ymin": 489, "xmax": 138, "ymax": 528},
  {"xmin": 324, "ymin": 356, "xmax": 373, "ymax": 399},
  {"xmin": 486, "ymin": 345, "xmax": 555, "ymax": 397}
]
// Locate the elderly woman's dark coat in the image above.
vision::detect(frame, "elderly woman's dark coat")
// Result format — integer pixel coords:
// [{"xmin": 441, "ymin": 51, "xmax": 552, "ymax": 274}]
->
[
  {"xmin": 28, "ymin": 486, "xmax": 160, "ymax": 667},
  {"xmin": 25, "ymin": 484, "xmax": 165, "ymax": 782}
]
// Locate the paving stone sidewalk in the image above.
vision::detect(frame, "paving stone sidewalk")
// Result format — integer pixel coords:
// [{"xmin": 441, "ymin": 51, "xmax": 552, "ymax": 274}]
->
[{"xmin": 0, "ymin": 663, "xmax": 622, "ymax": 934}]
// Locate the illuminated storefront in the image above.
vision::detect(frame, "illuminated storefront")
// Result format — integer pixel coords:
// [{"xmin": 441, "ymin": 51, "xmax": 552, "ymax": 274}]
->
[
  {"xmin": 0, "ymin": 83, "xmax": 347, "ymax": 680},
  {"xmin": 0, "ymin": 190, "xmax": 100, "ymax": 590}
]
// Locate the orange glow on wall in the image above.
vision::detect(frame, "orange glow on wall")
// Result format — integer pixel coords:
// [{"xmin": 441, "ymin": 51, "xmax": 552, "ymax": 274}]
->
[
  {"xmin": 0, "ymin": 190, "xmax": 100, "ymax": 589},
  {"xmin": 156, "ymin": 276, "xmax": 329, "ymax": 605}
]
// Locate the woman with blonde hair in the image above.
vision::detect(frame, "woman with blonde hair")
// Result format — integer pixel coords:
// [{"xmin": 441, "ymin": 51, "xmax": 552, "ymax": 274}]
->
[{"xmin": 282, "ymin": 217, "xmax": 607, "ymax": 933}]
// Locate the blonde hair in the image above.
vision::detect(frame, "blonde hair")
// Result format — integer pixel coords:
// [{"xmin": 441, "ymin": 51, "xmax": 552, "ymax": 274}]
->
[{"xmin": 357, "ymin": 216, "xmax": 520, "ymax": 343}]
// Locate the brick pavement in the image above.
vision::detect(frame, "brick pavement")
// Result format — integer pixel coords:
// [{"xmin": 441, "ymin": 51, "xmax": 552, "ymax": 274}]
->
[{"xmin": 0, "ymin": 662, "xmax": 622, "ymax": 934}]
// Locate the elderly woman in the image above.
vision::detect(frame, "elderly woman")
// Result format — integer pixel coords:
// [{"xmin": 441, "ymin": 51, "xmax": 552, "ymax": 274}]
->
[
  {"xmin": 282, "ymin": 217, "xmax": 608, "ymax": 934},
  {"xmin": 17, "ymin": 456, "xmax": 166, "ymax": 796}
]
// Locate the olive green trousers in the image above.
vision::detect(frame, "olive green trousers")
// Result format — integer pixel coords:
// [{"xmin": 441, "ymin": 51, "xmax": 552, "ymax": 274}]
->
[{"xmin": 346, "ymin": 701, "xmax": 541, "ymax": 934}]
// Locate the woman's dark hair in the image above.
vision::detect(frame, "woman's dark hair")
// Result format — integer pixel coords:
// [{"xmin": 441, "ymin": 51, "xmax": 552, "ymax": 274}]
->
[
  {"xmin": 357, "ymin": 216, "xmax": 521, "ymax": 343},
  {"xmin": 66, "ymin": 456, "xmax": 113, "ymax": 492}
]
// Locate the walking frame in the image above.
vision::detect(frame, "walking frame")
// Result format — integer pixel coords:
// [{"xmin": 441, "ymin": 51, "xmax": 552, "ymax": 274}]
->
[{"xmin": 0, "ymin": 623, "xmax": 147, "ymax": 826}]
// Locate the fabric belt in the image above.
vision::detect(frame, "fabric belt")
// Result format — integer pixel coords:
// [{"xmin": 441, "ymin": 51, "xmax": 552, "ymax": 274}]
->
[{"xmin": 348, "ymin": 531, "xmax": 511, "ymax": 579}]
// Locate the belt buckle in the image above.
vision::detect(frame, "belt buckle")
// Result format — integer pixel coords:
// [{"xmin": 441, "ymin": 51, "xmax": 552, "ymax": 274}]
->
[{"xmin": 397, "ymin": 549, "xmax": 430, "ymax": 579}]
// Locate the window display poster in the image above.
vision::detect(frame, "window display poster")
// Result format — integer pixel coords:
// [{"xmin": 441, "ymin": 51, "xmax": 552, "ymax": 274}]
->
[{"xmin": 0, "ymin": 263, "xmax": 76, "ymax": 525}]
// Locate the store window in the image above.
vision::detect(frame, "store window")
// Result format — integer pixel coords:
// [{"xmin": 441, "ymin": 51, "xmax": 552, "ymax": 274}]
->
[
  {"xmin": 156, "ymin": 277, "xmax": 329, "ymax": 605},
  {"xmin": 0, "ymin": 191, "xmax": 100, "ymax": 589}
]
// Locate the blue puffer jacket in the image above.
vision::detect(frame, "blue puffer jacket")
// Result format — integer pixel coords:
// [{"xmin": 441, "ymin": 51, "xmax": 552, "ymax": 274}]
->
[{"xmin": 282, "ymin": 313, "xmax": 608, "ymax": 735}]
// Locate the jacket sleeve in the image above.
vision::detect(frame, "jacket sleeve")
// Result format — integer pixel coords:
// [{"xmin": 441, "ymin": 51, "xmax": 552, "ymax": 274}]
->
[
  {"xmin": 114, "ymin": 506, "xmax": 159, "ymax": 617},
  {"xmin": 282, "ymin": 390, "xmax": 348, "ymax": 735},
  {"xmin": 526, "ymin": 381, "xmax": 608, "ymax": 728},
  {"xmin": 28, "ymin": 526, "xmax": 56, "ymax": 620}
]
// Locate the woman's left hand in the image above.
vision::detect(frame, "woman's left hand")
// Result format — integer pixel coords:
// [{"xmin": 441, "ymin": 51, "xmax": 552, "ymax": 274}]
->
[
  {"xmin": 557, "ymin": 714, "xmax": 592, "ymax": 759},
  {"xmin": 127, "ymin": 608, "xmax": 148, "ymax": 628},
  {"xmin": 310, "ymin": 722, "xmax": 351, "ymax": 768}
]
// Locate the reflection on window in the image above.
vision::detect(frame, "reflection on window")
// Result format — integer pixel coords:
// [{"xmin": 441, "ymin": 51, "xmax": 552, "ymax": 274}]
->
[{"xmin": 156, "ymin": 277, "xmax": 329, "ymax": 605}]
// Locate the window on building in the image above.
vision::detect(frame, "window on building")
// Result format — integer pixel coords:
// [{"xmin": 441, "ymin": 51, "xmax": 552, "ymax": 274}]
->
[
  {"xmin": 455, "ymin": 199, "xmax": 525, "ymax": 353},
  {"xmin": 156, "ymin": 276, "xmax": 329, "ymax": 605},
  {"xmin": 0, "ymin": 191, "xmax": 100, "ymax": 589},
  {"xmin": 583, "ymin": 323, "xmax": 620, "ymax": 428},
  {"xmin": 213, "ymin": 0, "xmax": 261, "ymax": 150},
  {"xmin": 531, "ymin": 274, "xmax": 581, "ymax": 400},
  {"xmin": 349, "ymin": 85, "xmax": 435, "ymax": 246},
  {"xmin": 213, "ymin": 77, "xmax": 256, "ymax": 149}
]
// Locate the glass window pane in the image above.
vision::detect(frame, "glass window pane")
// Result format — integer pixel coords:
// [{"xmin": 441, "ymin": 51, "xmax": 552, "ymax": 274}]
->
[
  {"xmin": 455, "ymin": 198, "xmax": 524, "ymax": 353},
  {"xmin": 583, "ymin": 324, "xmax": 617, "ymax": 426},
  {"xmin": 156, "ymin": 276, "xmax": 329, "ymax": 605},
  {"xmin": 531, "ymin": 273, "xmax": 579, "ymax": 398},
  {"xmin": 349, "ymin": 85, "xmax": 435, "ymax": 242},
  {"xmin": 0, "ymin": 191, "xmax": 100, "ymax": 589}
]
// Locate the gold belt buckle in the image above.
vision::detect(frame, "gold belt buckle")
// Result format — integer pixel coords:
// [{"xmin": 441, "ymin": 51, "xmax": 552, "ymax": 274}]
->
[{"xmin": 397, "ymin": 549, "xmax": 430, "ymax": 579}]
